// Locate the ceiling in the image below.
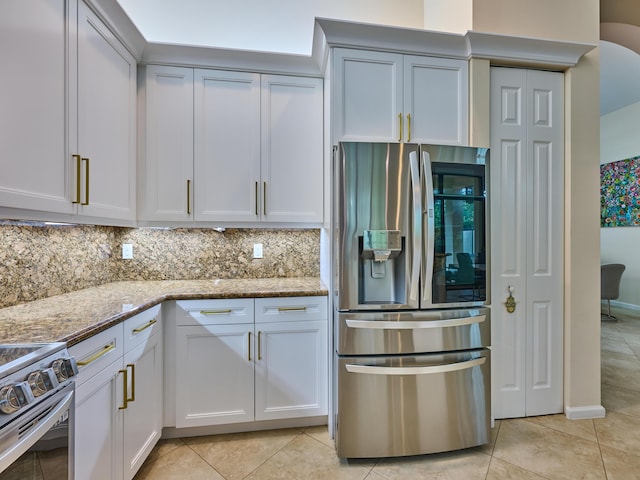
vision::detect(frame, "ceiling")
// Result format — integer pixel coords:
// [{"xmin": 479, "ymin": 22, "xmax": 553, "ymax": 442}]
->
[
  {"xmin": 601, "ymin": 0, "xmax": 640, "ymax": 115},
  {"xmin": 115, "ymin": 0, "xmax": 640, "ymax": 116}
]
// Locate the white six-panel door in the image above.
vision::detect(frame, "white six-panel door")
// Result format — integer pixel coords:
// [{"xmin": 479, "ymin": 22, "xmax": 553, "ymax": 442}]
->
[{"xmin": 490, "ymin": 67, "xmax": 564, "ymax": 418}]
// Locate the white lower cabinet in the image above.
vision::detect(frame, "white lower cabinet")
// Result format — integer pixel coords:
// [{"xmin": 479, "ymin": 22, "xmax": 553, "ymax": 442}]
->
[
  {"xmin": 176, "ymin": 322, "xmax": 255, "ymax": 427},
  {"xmin": 175, "ymin": 296, "xmax": 327, "ymax": 428},
  {"xmin": 72, "ymin": 305, "xmax": 163, "ymax": 480}
]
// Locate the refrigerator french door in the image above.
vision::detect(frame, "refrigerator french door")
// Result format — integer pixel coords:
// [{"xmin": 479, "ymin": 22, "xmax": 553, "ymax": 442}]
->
[{"xmin": 334, "ymin": 142, "xmax": 490, "ymax": 458}]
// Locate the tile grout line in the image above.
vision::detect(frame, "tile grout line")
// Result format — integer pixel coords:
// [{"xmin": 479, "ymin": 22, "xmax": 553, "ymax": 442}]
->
[{"xmin": 238, "ymin": 428, "xmax": 307, "ymax": 480}]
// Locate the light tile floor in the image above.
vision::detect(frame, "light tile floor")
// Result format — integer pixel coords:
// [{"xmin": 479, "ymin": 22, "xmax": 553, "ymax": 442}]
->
[{"xmin": 135, "ymin": 306, "xmax": 640, "ymax": 480}]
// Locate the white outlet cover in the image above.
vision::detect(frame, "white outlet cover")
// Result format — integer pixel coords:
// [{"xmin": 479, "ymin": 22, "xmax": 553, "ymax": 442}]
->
[
  {"xmin": 122, "ymin": 243, "xmax": 133, "ymax": 259},
  {"xmin": 253, "ymin": 243, "xmax": 263, "ymax": 259}
]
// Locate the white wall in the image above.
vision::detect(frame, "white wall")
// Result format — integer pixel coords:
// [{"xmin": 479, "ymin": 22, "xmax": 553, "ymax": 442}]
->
[
  {"xmin": 117, "ymin": 0, "xmax": 424, "ymax": 54},
  {"xmin": 600, "ymin": 100, "xmax": 640, "ymax": 308}
]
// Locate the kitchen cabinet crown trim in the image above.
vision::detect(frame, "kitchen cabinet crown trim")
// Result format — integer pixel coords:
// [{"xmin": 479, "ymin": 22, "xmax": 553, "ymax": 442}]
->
[{"xmin": 316, "ymin": 18, "xmax": 596, "ymax": 70}]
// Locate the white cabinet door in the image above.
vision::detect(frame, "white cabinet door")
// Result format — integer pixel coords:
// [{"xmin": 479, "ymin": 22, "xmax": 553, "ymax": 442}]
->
[
  {"xmin": 140, "ymin": 66, "xmax": 194, "ymax": 223},
  {"xmin": 194, "ymin": 69, "xmax": 261, "ymax": 222},
  {"xmin": 72, "ymin": 306, "xmax": 162, "ymax": 480},
  {"xmin": 333, "ymin": 48, "xmax": 469, "ymax": 145},
  {"xmin": 72, "ymin": 1, "xmax": 137, "ymax": 223},
  {"xmin": 0, "ymin": 0, "xmax": 73, "ymax": 214},
  {"xmin": 490, "ymin": 67, "xmax": 564, "ymax": 418},
  {"xmin": 403, "ymin": 55, "xmax": 468, "ymax": 145},
  {"xmin": 255, "ymin": 320, "xmax": 327, "ymax": 420},
  {"xmin": 175, "ymin": 324, "xmax": 255, "ymax": 427},
  {"xmin": 333, "ymin": 48, "xmax": 403, "ymax": 142},
  {"xmin": 123, "ymin": 332, "xmax": 163, "ymax": 479},
  {"xmin": 261, "ymin": 75, "xmax": 324, "ymax": 223},
  {"xmin": 75, "ymin": 359, "xmax": 125, "ymax": 480}
]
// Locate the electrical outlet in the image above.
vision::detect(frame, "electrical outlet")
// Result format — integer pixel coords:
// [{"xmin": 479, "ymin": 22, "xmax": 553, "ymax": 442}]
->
[
  {"xmin": 122, "ymin": 243, "xmax": 133, "ymax": 259},
  {"xmin": 253, "ymin": 243, "xmax": 263, "ymax": 259}
]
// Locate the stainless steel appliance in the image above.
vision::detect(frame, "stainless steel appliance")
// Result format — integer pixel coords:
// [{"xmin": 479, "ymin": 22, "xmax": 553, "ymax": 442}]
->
[
  {"xmin": 334, "ymin": 142, "xmax": 490, "ymax": 458},
  {"xmin": 0, "ymin": 343, "xmax": 78, "ymax": 478}
]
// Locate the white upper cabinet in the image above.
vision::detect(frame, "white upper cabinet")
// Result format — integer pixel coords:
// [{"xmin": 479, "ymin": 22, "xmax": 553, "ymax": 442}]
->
[
  {"xmin": 72, "ymin": 1, "xmax": 137, "ymax": 223},
  {"xmin": 333, "ymin": 48, "xmax": 468, "ymax": 145},
  {"xmin": 333, "ymin": 49, "xmax": 403, "ymax": 142},
  {"xmin": 260, "ymin": 75, "xmax": 324, "ymax": 223},
  {"xmin": 139, "ymin": 66, "xmax": 194, "ymax": 222},
  {"xmin": 194, "ymin": 69, "xmax": 261, "ymax": 222},
  {"xmin": 141, "ymin": 68, "xmax": 324, "ymax": 225},
  {"xmin": 402, "ymin": 55, "xmax": 468, "ymax": 145},
  {"xmin": 0, "ymin": 0, "xmax": 137, "ymax": 224},
  {"xmin": 0, "ymin": 0, "xmax": 72, "ymax": 214}
]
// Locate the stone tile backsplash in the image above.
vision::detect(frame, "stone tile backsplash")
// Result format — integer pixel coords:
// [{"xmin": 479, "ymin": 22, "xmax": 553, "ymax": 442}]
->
[{"xmin": 0, "ymin": 223, "xmax": 319, "ymax": 309}]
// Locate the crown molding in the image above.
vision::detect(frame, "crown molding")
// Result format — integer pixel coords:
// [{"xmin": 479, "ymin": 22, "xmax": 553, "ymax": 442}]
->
[{"xmin": 316, "ymin": 18, "xmax": 596, "ymax": 70}]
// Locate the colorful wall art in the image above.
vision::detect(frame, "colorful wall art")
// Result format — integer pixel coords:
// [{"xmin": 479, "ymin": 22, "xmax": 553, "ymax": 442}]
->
[{"xmin": 601, "ymin": 156, "xmax": 640, "ymax": 227}]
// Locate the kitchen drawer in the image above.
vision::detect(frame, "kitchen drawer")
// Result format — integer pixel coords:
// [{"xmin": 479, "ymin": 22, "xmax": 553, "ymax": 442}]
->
[
  {"xmin": 123, "ymin": 304, "xmax": 162, "ymax": 353},
  {"xmin": 255, "ymin": 296, "xmax": 327, "ymax": 323},
  {"xmin": 176, "ymin": 298, "xmax": 254, "ymax": 326},
  {"xmin": 70, "ymin": 323, "xmax": 123, "ymax": 387}
]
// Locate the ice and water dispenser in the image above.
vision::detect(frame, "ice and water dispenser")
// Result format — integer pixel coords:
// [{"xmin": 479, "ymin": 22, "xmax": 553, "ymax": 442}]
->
[{"xmin": 358, "ymin": 229, "xmax": 406, "ymax": 305}]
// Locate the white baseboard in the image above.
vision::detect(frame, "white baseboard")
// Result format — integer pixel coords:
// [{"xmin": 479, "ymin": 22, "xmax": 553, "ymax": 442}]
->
[
  {"xmin": 565, "ymin": 405, "xmax": 606, "ymax": 420},
  {"xmin": 607, "ymin": 300, "xmax": 640, "ymax": 311}
]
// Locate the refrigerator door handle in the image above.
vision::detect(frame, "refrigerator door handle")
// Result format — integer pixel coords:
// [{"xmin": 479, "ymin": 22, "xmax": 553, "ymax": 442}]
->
[
  {"xmin": 345, "ymin": 314, "xmax": 486, "ymax": 330},
  {"xmin": 345, "ymin": 357, "xmax": 486, "ymax": 376},
  {"xmin": 422, "ymin": 149, "xmax": 435, "ymax": 303},
  {"xmin": 409, "ymin": 149, "xmax": 422, "ymax": 306}
]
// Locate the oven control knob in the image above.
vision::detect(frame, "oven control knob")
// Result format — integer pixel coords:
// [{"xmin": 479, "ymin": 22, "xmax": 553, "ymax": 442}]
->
[
  {"xmin": 27, "ymin": 368, "xmax": 59, "ymax": 397},
  {"xmin": 0, "ymin": 382, "xmax": 34, "ymax": 414},
  {"xmin": 51, "ymin": 358, "xmax": 78, "ymax": 382}
]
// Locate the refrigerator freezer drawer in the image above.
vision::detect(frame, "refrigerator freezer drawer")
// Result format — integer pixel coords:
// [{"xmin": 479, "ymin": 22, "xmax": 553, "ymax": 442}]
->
[
  {"xmin": 337, "ymin": 308, "xmax": 490, "ymax": 355},
  {"xmin": 336, "ymin": 349, "xmax": 490, "ymax": 458}
]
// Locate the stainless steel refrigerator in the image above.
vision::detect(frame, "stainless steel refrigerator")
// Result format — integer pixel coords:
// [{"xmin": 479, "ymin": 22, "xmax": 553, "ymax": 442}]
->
[{"xmin": 334, "ymin": 142, "xmax": 491, "ymax": 458}]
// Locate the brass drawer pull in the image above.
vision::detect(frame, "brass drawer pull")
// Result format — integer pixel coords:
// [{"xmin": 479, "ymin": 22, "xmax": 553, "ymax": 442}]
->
[
  {"xmin": 200, "ymin": 309, "xmax": 232, "ymax": 315},
  {"xmin": 132, "ymin": 318, "xmax": 157, "ymax": 334},
  {"xmin": 277, "ymin": 306, "xmax": 307, "ymax": 312},
  {"xmin": 187, "ymin": 179, "xmax": 192, "ymax": 215},
  {"xmin": 127, "ymin": 363, "xmax": 135, "ymax": 402},
  {"xmin": 263, "ymin": 181, "xmax": 267, "ymax": 215},
  {"xmin": 255, "ymin": 181, "xmax": 259, "ymax": 215},
  {"xmin": 118, "ymin": 368, "xmax": 128, "ymax": 410},
  {"xmin": 81, "ymin": 157, "xmax": 90, "ymax": 205},
  {"xmin": 72, "ymin": 154, "xmax": 81, "ymax": 204},
  {"xmin": 77, "ymin": 343, "xmax": 116, "ymax": 367}
]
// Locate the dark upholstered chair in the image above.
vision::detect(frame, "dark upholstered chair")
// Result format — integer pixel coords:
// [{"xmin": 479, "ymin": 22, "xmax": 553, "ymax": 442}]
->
[{"xmin": 601, "ymin": 263, "xmax": 625, "ymax": 321}]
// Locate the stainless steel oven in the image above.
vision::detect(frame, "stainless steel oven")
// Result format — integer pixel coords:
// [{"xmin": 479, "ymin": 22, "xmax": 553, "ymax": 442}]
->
[{"xmin": 0, "ymin": 343, "xmax": 77, "ymax": 479}]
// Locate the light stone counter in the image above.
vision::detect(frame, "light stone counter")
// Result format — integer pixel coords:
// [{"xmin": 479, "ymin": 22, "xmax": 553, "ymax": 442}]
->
[{"xmin": 0, "ymin": 278, "xmax": 327, "ymax": 346}]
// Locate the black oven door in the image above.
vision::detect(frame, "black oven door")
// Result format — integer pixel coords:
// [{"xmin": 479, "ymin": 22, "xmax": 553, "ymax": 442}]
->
[{"xmin": 0, "ymin": 384, "xmax": 74, "ymax": 479}]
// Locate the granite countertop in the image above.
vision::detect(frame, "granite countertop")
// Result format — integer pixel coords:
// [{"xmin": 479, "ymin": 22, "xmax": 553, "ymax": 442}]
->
[{"xmin": 0, "ymin": 278, "xmax": 328, "ymax": 346}]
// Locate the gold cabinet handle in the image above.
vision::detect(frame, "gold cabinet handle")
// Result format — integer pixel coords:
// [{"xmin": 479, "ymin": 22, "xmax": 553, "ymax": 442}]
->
[
  {"xmin": 187, "ymin": 179, "xmax": 191, "ymax": 215},
  {"xmin": 258, "ymin": 331, "xmax": 262, "ymax": 360},
  {"xmin": 118, "ymin": 368, "xmax": 128, "ymax": 410},
  {"xmin": 263, "ymin": 181, "xmax": 267, "ymax": 216},
  {"xmin": 277, "ymin": 306, "xmax": 307, "ymax": 312},
  {"xmin": 247, "ymin": 332, "xmax": 252, "ymax": 362},
  {"xmin": 407, "ymin": 113, "xmax": 411, "ymax": 142},
  {"xmin": 126, "ymin": 363, "xmax": 135, "ymax": 402},
  {"xmin": 81, "ymin": 157, "xmax": 90, "ymax": 205},
  {"xmin": 72, "ymin": 154, "xmax": 81, "ymax": 204},
  {"xmin": 398, "ymin": 113, "xmax": 403, "ymax": 142},
  {"xmin": 200, "ymin": 309, "xmax": 232, "ymax": 315},
  {"xmin": 255, "ymin": 181, "xmax": 259, "ymax": 215},
  {"xmin": 77, "ymin": 343, "xmax": 116, "ymax": 367},
  {"xmin": 132, "ymin": 318, "xmax": 157, "ymax": 334}
]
